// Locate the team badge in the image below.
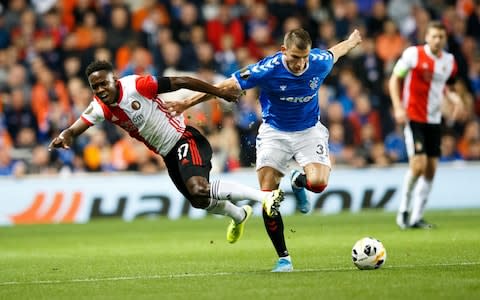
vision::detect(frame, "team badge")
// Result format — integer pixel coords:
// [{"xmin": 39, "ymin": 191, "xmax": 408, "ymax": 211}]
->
[
  {"xmin": 239, "ymin": 67, "xmax": 251, "ymax": 79},
  {"xmin": 309, "ymin": 77, "xmax": 319, "ymax": 90},
  {"xmin": 132, "ymin": 100, "xmax": 141, "ymax": 110},
  {"xmin": 415, "ymin": 141, "xmax": 423, "ymax": 152}
]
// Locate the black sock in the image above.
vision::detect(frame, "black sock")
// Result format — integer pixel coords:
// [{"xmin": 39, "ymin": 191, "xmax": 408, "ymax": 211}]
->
[
  {"xmin": 262, "ymin": 209, "xmax": 289, "ymax": 257},
  {"xmin": 295, "ymin": 173, "xmax": 307, "ymax": 188}
]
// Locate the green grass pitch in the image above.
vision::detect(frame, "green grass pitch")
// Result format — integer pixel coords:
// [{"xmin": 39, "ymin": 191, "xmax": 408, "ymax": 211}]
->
[{"xmin": 1, "ymin": 210, "xmax": 479, "ymax": 299}]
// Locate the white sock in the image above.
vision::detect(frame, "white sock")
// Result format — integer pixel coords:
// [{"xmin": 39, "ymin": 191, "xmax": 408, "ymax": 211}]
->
[
  {"xmin": 210, "ymin": 180, "xmax": 269, "ymax": 202},
  {"xmin": 206, "ymin": 199, "xmax": 246, "ymax": 223},
  {"xmin": 409, "ymin": 176, "xmax": 432, "ymax": 225},
  {"xmin": 398, "ymin": 170, "xmax": 419, "ymax": 214}
]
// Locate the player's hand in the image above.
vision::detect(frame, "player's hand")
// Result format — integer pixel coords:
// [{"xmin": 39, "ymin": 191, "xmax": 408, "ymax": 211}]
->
[
  {"xmin": 48, "ymin": 130, "xmax": 73, "ymax": 151},
  {"xmin": 393, "ymin": 106, "xmax": 407, "ymax": 125},
  {"xmin": 164, "ymin": 99, "xmax": 189, "ymax": 117},
  {"xmin": 348, "ymin": 29, "xmax": 362, "ymax": 47},
  {"xmin": 217, "ymin": 86, "xmax": 242, "ymax": 103}
]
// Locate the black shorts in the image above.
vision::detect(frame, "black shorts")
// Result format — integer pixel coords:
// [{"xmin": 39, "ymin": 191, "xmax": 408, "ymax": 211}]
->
[
  {"xmin": 405, "ymin": 121, "xmax": 441, "ymax": 157},
  {"xmin": 163, "ymin": 126, "xmax": 212, "ymax": 199}
]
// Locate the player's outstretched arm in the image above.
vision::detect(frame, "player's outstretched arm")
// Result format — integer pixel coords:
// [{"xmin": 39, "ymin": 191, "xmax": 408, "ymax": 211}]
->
[
  {"xmin": 164, "ymin": 78, "xmax": 242, "ymax": 116},
  {"xmin": 168, "ymin": 76, "xmax": 241, "ymax": 102},
  {"xmin": 48, "ymin": 119, "xmax": 89, "ymax": 151},
  {"xmin": 328, "ymin": 29, "xmax": 362, "ymax": 63}
]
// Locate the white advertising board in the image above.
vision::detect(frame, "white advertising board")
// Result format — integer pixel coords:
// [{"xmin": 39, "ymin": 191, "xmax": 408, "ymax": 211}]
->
[{"xmin": 0, "ymin": 164, "xmax": 478, "ymax": 226}]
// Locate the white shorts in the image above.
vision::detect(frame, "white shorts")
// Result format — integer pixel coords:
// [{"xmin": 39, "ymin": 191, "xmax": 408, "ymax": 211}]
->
[{"xmin": 255, "ymin": 122, "xmax": 331, "ymax": 175}]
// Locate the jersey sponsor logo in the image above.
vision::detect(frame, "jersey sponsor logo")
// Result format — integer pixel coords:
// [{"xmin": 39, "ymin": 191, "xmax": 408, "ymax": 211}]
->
[
  {"xmin": 132, "ymin": 114, "xmax": 145, "ymax": 126},
  {"xmin": 132, "ymin": 100, "xmax": 141, "ymax": 110},
  {"xmin": 279, "ymin": 93, "xmax": 316, "ymax": 103},
  {"xmin": 280, "ymin": 85, "xmax": 287, "ymax": 91},
  {"xmin": 309, "ymin": 77, "xmax": 320, "ymax": 90}
]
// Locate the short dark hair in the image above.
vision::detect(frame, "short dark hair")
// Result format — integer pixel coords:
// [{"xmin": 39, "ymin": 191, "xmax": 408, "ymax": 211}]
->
[
  {"xmin": 85, "ymin": 60, "xmax": 114, "ymax": 78},
  {"xmin": 284, "ymin": 28, "xmax": 312, "ymax": 50},
  {"xmin": 426, "ymin": 21, "xmax": 447, "ymax": 33}
]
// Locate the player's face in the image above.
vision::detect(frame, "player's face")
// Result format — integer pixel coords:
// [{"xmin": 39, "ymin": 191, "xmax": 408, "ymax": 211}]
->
[
  {"xmin": 282, "ymin": 45, "xmax": 310, "ymax": 74},
  {"xmin": 88, "ymin": 70, "xmax": 118, "ymax": 105},
  {"xmin": 425, "ymin": 27, "xmax": 447, "ymax": 56}
]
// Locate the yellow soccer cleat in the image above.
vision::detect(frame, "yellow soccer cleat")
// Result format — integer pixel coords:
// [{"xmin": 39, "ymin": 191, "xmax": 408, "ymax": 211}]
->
[
  {"xmin": 226, "ymin": 205, "xmax": 253, "ymax": 244},
  {"xmin": 263, "ymin": 189, "xmax": 285, "ymax": 217}
]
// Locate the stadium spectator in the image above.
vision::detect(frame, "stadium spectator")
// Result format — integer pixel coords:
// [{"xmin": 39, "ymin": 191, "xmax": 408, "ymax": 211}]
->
[
  {"xmin": 375, "ymin": 19, "xmax": 407, "ymax": 71},
  {"xmin": 30, "ymin": 66, "xmax": 71, "ymax": 141},
  {"xmin": 0, "ymin": 0, "xmax": 477, "ymax": 179},
  {"xmin": 3, "ymin": 87, "xmax": 38, "ymax": 143},
  {"xmin": 384, "ymin": 124, "xmax": 408, "ymax": 163},
  {"xmin": 365, "ymin": 0, "xmax": 389, "ymax": 38},
  {"xmin": 206, "ymin": 3, "xmax": 245, "ymax": 52},
  {"xmin": 348, "ymin": 93, "xmax": 383, "ymax": 145},
  {"xmin": 440, "ymin": 131, "xmax": 464, "ymax": 162},
  {"xmin": 457, "ymin": 120, "xmax": 480, "ymax": 158}
]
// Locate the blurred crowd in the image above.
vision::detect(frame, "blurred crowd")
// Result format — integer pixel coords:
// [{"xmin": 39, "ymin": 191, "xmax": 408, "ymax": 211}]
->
[{"xmin": 0, "ymin": 0, "xmax": 480, "ymax": 177}]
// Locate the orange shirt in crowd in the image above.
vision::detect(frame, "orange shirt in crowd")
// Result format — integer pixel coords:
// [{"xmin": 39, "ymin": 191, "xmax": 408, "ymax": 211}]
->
[
  {"xmin": 375, "ymin": 34, "xmax": 406, "ymax": 63},
  {"xmin": 31, "ymin": 80, "xmax": 71, "ymax": 131}
]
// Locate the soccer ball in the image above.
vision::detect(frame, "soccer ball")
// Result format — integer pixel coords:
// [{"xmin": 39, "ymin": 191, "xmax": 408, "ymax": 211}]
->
[{"xmin": 351, "ymin": 237, "xmax": 387, "ymax": 270}]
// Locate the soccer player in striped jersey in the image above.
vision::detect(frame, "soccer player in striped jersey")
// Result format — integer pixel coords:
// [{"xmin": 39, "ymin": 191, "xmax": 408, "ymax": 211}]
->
[
  {"xmin": 49, "ymin": 60, "xmax": 284, "ymax": 245},
  {"xmin": 389, "ymin": 21, "xmax": 463, "ymax": 229},
  {"xmin": 165, "ymin": 28, "xmax": 362, "ymax": 272}
]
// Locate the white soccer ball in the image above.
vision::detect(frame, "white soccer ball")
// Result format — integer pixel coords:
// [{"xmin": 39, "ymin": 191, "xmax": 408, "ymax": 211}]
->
[{"xmin": 351, "ymin": 237, "xmax": 387, "ymax": 270}]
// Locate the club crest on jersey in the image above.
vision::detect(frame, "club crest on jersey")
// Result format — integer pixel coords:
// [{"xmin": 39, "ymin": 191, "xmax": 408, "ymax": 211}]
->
[
  {"xmin": 309, "ymin": 77, "xmax": 320, "ymax": 90},
  {"xmin": 415, "ymin": 141, "xmax": 423, "ymax": 152},
  {"xmin": 132, "ymin": 100, "xmax": 141, "ymax": 110},
  {"xmin": 239, "ymin": 67, "xmax": 251, "ymax": 79}
]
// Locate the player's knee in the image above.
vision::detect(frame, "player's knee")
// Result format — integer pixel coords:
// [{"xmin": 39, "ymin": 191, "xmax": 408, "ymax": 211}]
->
[
  {"xmin": 188, "ymin": 184, "xmax": 210, "ymax": 209},
  {"xmin": 306, "ymin": 180, "xmax": 327, "ymax": 193}
]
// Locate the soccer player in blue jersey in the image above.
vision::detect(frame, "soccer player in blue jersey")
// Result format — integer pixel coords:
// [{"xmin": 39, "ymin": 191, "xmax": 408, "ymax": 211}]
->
[{"xmin": 166, "ymin": 28, "xmax": 362, "ymax": 272}]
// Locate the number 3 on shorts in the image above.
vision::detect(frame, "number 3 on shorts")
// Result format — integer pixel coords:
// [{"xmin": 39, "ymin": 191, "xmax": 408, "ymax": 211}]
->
[{"xmin": 316, "ymin": 142, "xmax": 328, "ymax": 157}]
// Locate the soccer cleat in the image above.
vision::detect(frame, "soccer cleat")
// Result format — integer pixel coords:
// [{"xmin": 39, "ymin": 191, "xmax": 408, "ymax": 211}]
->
[
  {"xmin": 410, "ymin": 219, "xmax": 435, "ymax": 229},
  {"xmin": 396, "ymin": 211, "xmax": 409, "ymax": 229},
  {"xmin": 290, "ymin": 170, "xmax": 310, "ymax": 214},
  {"xmin": 263, "ymin": 189, "xmax": 284, "ymax": 217},
  {"xmin": 271, "ymin": 258, "xmax": 293, "ymax": 272},
  {"xmin": 226, "ymin": 205, "xmax": 252, "ymax": 244}
]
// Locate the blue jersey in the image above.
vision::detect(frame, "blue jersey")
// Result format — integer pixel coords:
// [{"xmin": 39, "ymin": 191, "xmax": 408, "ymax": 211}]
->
[{"xmin": 232, "ymin": 49, "xmax": 334, "ymax": 132}]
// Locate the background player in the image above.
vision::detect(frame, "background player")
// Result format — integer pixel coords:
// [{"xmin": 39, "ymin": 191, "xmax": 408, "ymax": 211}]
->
[
  {"xmin": 49, "ymin": 60, "xmax": 284, "ymax": 244},
  {"xmin": 165, "ymin": 28, "xmax": 362, "ymax": 271},
  {"xmin": 389, "ymin": 21, "xmax": 463, "ymax": 229}
]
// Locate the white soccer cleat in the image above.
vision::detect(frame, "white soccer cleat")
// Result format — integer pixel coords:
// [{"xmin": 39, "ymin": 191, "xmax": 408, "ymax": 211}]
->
[{"xmin": 263, "ymin": 189, "xmax": 284, "ymax": 217}]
